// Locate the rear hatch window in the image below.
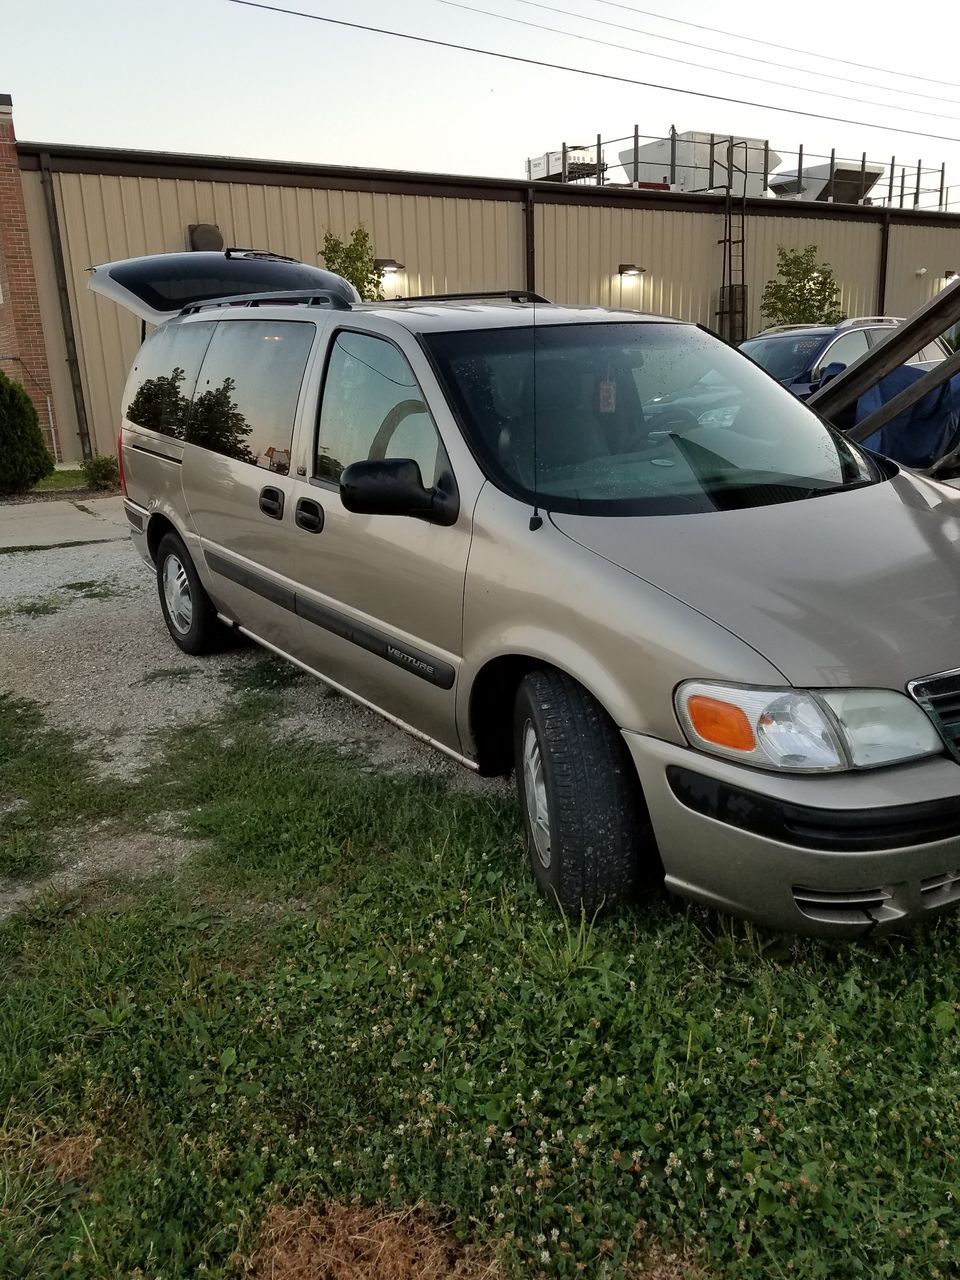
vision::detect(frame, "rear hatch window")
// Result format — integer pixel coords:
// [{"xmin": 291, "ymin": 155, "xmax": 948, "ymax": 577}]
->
[{"xmin": 88, "ymin": 251, "xmax": 359, "ymax": 324}]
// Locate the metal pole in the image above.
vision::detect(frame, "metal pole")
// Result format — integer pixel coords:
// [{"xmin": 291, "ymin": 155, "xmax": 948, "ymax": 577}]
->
[
  {"xmin": 900, "ymin": 167, "xmax": 906, "ymax": 207},
  {"xmin": 633, "ymin": 124, "xmax": 639, "ymax": 184},
  {"xmin": 561, "ymin": 141, "xmax": 568, "ymax": 184},
  {"xmin": 940, "ymin": 162, "xmax": 947, "ymax": 211},
  {"xmin": 888, "ymin": 157, "xmax": 895, "ymax": 206},
  {"xmin": 915, "ymin": 160, "xmax": 922, "ymax": 208},
  {"xmin": 596, "ymin": 132, "xmax": 602, "ymax": 186},
  {"xmin": 762, "ymin": 140, "xmax": 769, "ymax": 193},
  {"xmin": 858, "ymin": 151, "xmax": 867, "ymax": 204},
  {"xmin": 797, "ymin": 143, "xmax": 803, "ymax": 198},
  {"xmin": 828, "ymin": 148, "xmax": 836, "ymax": 202},
  {"xmin": 669, "ymin": 125, "xmax": 677, "ymax": 186},
  {"xmin": 709, "ymin": 133, "xmax": 715, "ymax": 188}
]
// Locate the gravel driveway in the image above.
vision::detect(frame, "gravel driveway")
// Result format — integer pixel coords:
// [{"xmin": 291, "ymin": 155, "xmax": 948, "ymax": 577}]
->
[{"xmin": 0, "ymin": 528, "xmax": 508, "ymax": 914}]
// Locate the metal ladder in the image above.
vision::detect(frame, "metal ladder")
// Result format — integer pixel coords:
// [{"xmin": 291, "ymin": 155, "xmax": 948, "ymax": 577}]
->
[{"xmin": 716, "ymin": 140, "xmax": 749, "ymax": 344}]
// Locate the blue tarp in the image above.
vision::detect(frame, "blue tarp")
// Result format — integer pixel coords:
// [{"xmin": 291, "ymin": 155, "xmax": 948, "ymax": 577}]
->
[{"xmin": 855, "ymin": 364, "xmax": 960, "ymax": 470}]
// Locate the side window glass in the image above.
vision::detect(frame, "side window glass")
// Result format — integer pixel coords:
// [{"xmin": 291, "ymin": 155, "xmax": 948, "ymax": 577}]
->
[
  {"xmin": 315, "ymin": 331, "xmax": 448, "ymax": 486},
  {"xmin": 123, "ymin": 321, "xmax": 216, "ymax": 437},
  {"xmin": 818, "ymin": 329, "xmax": 868, "ymax": 375},
  {"xmin": 189, "ymin": 320, "xmax": 315, "ymax": 472}
]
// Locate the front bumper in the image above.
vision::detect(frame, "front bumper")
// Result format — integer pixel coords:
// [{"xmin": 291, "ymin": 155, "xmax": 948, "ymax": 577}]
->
[{"xmin": 623, "ymin": 732, "xmax": 960, "ymax": 937}]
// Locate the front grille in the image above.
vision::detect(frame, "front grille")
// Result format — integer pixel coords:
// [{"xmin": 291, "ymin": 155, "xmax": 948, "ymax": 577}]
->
[
  {"xmin": 920, "ymin": 868, "xmax": 960, "ymax": 909},
  {"xmin": 908, "ymin": 669, "xmax": 960, "ymax": 762},
  {"xmin": 793, "ymin": 885, "xmax": 893, "ymax": 927}
]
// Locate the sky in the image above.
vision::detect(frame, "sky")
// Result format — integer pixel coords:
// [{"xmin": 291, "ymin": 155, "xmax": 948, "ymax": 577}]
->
[{"xmin": 4, "ymin": 0, "xmax": 960, "ymax": 205}]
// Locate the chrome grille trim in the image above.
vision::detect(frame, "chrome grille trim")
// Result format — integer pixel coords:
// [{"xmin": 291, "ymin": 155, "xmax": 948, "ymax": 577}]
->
[{"xmin": 907, "ymin": 668, "xmax": 960, "ymax": 764}]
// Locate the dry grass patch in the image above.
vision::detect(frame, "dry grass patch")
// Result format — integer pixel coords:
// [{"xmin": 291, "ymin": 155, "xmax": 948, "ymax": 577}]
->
[
  {"xmin": 243, "ymin": 1201, "xmax": 502, "ymax": 1280},
  {"xmin": 0, "ymin": 1113, "xmax": 100, "ymax": 1184}
]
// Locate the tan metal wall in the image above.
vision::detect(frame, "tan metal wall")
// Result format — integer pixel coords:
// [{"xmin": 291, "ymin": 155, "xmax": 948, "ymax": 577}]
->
[
  {"xmin": 884, "ymin": 224, "xmax": 960, "ymax": 317},
  {"xmin": 743, "ymin": 214, "xmax": 882, "ymax": 335},
  {"xmin": 536, "ymin": 202, "xmax": 883, "ymax": 336},
  {"xmin": 46, "ymin": 171, "xmax": 525, "ymax": 458},
  {"xmin": 535, "ymin": 202, "xmax": 721, "ymax": 321}
]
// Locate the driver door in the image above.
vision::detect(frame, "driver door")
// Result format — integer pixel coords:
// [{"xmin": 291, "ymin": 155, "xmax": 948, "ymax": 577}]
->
[{"xmin": 288, "ymin": 326, "xmax": 471, "ymax": 752}]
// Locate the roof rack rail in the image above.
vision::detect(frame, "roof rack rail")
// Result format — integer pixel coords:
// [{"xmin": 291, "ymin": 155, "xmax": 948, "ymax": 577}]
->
[
  {"xmin": 396, "ymin": 289, "xmax": 550, "ymax": 304},
  {"xmin": 756, "ymin": 323, "xmax": 820, "ymax": 334},
  {"xmin": 222, "ymin": 247, "xmax": 300, "ymax": 263},
  {"xmin": 837, "ymin": 315, "xmax": 904, "ymax": 328},
  {"xmin": 179, "ymin": 289, "xmax": 352, "ymax": 315}
]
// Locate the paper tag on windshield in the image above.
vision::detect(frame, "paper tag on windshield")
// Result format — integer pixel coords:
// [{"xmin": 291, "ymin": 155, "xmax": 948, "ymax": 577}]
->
[{"xmin": 598, "ymin": 379, "xmax": 617, "ymax": 413}]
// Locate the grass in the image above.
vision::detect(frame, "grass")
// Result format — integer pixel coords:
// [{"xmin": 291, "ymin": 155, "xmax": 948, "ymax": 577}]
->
[
  {"xmin": 0, "ymin": 690, "xmax": 959, "ymax": 1277},
  {"xmin": 32, "ymin": 469, "xmax": 85, "ymax": 493}
]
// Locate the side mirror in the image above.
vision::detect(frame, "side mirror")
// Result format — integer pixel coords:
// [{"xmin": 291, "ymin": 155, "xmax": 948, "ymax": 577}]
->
[
  {"xmin": 339, "ymin": 458, "xmax": 458, "ymax": 526},
  {"xmin": 816, "ymin": 361, "xmax": 847, "ymax": 390}
]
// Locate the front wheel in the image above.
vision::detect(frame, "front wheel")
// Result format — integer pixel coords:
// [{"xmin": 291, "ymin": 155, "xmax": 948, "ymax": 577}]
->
[
  {"xmin": 513, "ymin": 669, "xmax": 659, "ymax": 915},
  {"xmin": 156, "ymin": 531, "xmax": 227, "ymax": 655}
]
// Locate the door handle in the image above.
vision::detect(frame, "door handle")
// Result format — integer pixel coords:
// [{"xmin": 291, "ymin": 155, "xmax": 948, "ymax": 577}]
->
[
  {"xmin": 295, "ymin": 497, "xmax": 325, "ymax": 533},
  {"xmin": 259, "ymin": 486, "xmax": 284, "ymax": 519}
]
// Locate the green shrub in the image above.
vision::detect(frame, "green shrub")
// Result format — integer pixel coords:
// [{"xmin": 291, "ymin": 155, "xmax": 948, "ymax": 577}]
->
[
  {"xmin": 80, "ymin": 453, "xmax": 121, "ymax": 491},
  {"xmin": 0, "ymin": 370, "xmax": 54, "ymax": 495}
]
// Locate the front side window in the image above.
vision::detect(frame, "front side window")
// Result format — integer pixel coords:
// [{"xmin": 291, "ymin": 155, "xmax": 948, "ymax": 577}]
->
[
  {"xmin": 815, "ymin": 328, "xmax": 869, "ymax": 375},
  {"xmin": 315, "ymin": 330, "xmax": 448, "ymax": 486},
  {"xmin": 123, "ymin": 321, "xmax": 216, "ymax": 437},
  {"xmin": 189, "ymin": 320, "xmax": 315, "ymax": 471},
  {"xmin": 424, "ymin": 322, "xmax": 883, "ymax": 516}
]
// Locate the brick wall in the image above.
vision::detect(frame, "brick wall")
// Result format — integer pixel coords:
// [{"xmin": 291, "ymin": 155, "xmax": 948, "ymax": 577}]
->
[{"xmin": 0, "ymin": 95, "xmax": 61, "ymax": 459}]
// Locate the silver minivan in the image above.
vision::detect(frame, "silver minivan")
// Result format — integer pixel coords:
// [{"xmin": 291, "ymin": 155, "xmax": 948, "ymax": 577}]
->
[{"xmin": 93, "ymin": 251, "xmax": 960, "ymax": 937}]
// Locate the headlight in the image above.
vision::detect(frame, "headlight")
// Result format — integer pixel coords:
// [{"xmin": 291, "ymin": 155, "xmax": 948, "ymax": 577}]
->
[
  {"xmin": 696, "ymin": 406, "xmax": 739, "ymax": 428},
  {"xmin": 675, "ymin": 681, "xmax": 942, "ymax": 773}
]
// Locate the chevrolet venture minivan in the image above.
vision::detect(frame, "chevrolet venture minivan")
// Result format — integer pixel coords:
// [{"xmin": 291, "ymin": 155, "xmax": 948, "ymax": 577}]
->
[{"xmin": 93, "ymin": 250, "xmax": 960, "ymax": 937}]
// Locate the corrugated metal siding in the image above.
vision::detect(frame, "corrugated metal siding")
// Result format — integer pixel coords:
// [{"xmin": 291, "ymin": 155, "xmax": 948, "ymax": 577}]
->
[
  {"xmin": 52, "ymin": 171, "xmax": 524, "ymax": 454},
  {"xmin": 884, "ymin": 224, "xmax": 960, "ymax": 317},
  {"xmin": 744, "ymin": 215, "xmax": 882, "ymax": 335},
  {"xmin": 535, "ymin": 202, "xmax": 721, "ymax": 321},
  {"xmin": 19, "ymin": 172, "xmax": 81, "ymax": 461}
]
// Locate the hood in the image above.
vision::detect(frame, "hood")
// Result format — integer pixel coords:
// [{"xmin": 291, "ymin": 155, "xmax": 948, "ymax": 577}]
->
[{"xmin": 551, "ymin": 471, "xmax": 960, "ymax": 690}]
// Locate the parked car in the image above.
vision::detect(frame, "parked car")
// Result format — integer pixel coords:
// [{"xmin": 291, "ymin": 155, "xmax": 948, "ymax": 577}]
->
[
  {"xmin": 740, "ymin": 317, "xmax": 951, "ymax": 399},
  {"xmin": 92, "ymin": 253, "xmax": 960, "ymax": 938}
]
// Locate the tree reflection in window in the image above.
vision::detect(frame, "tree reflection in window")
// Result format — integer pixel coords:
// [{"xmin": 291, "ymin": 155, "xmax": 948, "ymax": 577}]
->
[
  {"xmin": 126, "ymin": 366, "xmax": 190, "ymax": 437},
  {"xmin": 185, "ymin": 376, "xmax": 255, "ymax": 464}
]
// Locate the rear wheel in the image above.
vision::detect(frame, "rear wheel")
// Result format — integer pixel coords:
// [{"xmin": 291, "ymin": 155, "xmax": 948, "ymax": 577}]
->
[
  {"xmin": 156, "ymin": 531, "xmax": 227, "ymax": 655},
  {"xmin": 513, "ymin": 669, "xmax": 659, "ymax": 915}
]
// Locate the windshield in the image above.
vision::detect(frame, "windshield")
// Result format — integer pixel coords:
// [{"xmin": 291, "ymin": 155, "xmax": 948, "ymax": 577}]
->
[
  {"xmin": 423, "ymin": 322, "xmax": 882, "ymax": 516},
  {"xmin": 739, "ymin": 333, "xmax": 827, "ymax": 382}
]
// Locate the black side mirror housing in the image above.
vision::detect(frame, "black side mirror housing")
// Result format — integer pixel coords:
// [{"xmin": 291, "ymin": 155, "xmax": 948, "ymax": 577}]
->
[
  {"xmin": 814, "ymin": 360, "xmax": 847, "ymax": 392},
  {"xmin": 339, "ymin": 458, "xmax": 459, "ymax": 526}
]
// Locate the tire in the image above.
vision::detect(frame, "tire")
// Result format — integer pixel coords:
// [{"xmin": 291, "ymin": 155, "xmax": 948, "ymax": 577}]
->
[
  {"xmin": 513, "ymin": 669, "xmax": 659, "ymax": 915},
  {"xmin": 155, "ymin": 531, "xmax": 227, "ymax": 655}
]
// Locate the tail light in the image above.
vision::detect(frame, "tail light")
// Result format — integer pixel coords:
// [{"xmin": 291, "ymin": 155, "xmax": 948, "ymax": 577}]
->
[{"xmin": 117, "ymin": 425, "xmax": 128, "ymax": 497}]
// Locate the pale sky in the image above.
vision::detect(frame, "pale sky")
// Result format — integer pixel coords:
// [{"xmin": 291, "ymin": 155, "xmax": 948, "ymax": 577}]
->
[{"xmin": 4, "ymin": 0, "xmax": 960, "ymax": 205}]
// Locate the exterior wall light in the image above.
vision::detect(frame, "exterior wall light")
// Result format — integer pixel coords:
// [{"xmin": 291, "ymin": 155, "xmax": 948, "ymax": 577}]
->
[
  {"xmin": 945, "ymin": 269, "xmax": 958, "ymax": 280},
  {"xmin": 375, "ymin": 258, "xmax": 405, "ymax": 274},
  {"xmin": 618, "ymin": 263, "xmax": 646, "ymax": 276}
]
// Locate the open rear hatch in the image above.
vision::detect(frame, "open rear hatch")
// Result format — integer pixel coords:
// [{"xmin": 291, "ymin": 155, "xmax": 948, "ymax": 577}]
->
[{"xmin": 87, "ymin": 249, "xmax": 360, "ymax": 324}]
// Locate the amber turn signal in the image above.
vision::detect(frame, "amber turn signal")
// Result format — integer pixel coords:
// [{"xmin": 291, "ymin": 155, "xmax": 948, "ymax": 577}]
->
[{"xmin": 685, "ymin": 695, "xmax": 756, "ymax": 752}]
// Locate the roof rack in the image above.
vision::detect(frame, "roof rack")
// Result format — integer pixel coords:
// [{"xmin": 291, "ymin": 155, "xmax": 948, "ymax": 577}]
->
[
  {"xmin": 837, "ymin": 315, "xmax": 904, "ymax": 328},
  {"xmin": 395, "ymin": 289, "xmax": 550, "ymax": 304},
  {"xmin": 180, "ymin": 289, "xmax": 353, "ymax": 315},
  {"xmin": 756, "ymin": 323, "xmax": 820, "ymax": 335}
]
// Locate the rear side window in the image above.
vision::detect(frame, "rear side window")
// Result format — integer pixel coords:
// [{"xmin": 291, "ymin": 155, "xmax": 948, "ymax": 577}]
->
[
  {"xmin": 123, "ymin": 321, "xmax": 216, "ymax": 437},
  {"xmin": 189, "ymin": 320, "xmax": 316, "ymax": 473}
]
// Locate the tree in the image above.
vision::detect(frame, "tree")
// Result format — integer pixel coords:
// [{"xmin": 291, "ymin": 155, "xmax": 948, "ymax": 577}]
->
[
  {"xmin": 126, "ymin": 366, "xmax": 190, "ymax": 437},
  {"xmin": 760, "ymin": 245, "xmax": 845, "ymax": 327},
  {"xmin": 0, "ymin": 369, "xmax": 54, "ymax": 495},
  {"xmin": 320, "ymin": 226, "xmax": 384, "ymax": 301}
]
